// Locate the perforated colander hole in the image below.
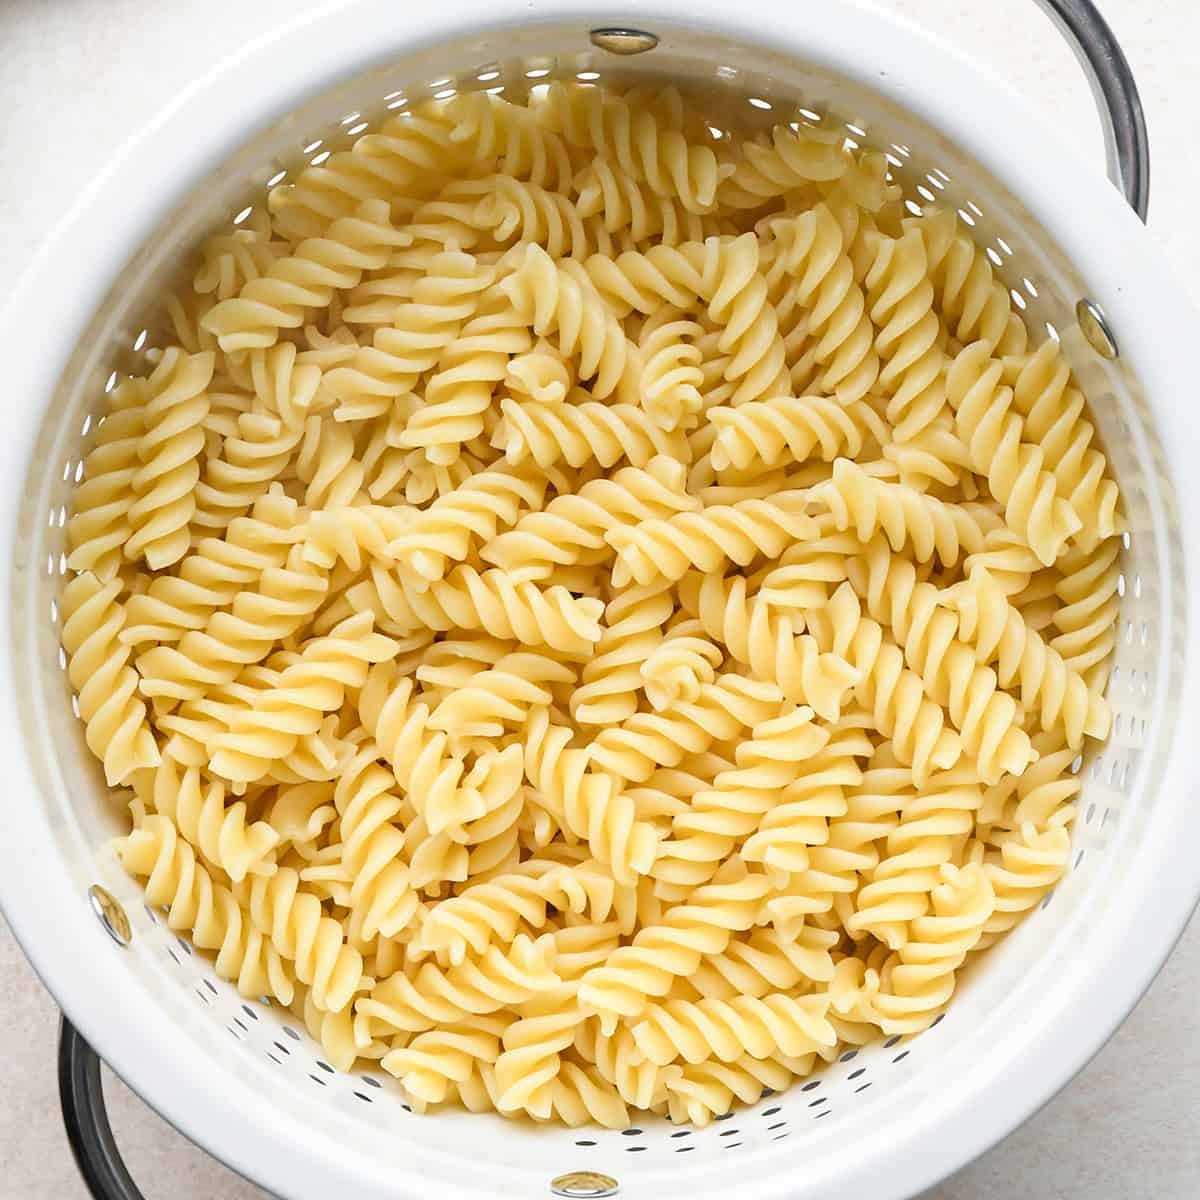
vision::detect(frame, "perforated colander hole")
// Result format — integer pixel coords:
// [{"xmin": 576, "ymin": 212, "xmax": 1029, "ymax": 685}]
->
[
  {"xmin": 361, "ymin": 1075, "xmax": 382, "ymax": 1088},
  {"xmin": 315, "ymin": 1060, "xmax": 335, "ymax": 1074},
  {"xmin": 767, "ymin": 1121, "xmax": 787, "ymax": 1131},
  {"xmin": 800, "ymin": 1080, "xmax": 821, "ymax": 1092},
  {"xmin": 1040, "ymin": 890, "xmax": 1056, "ymax": 911},
  {"xmin": 227, "ymin": 1024, "xmax": 244, "ymax": 1041},
  {"xmin": 624, "ymin": 1146, "xmax": 647, "ymax": 1153},
  {"xmin": 166, "ymin": 947, "xmax": 180, "ymax": 965},
  {"xmin": 273, "ymin": 1041, "xmax": 291, "ymax": 1056},
  {"xmin": 930, "ymin": 1014, "xmax": 945, "ymax": 1028},
  {"xmin": 241, "ymin": 1004, "xmax": 259, "ymax": 1021},
  {"xmin": 883, "ymin": 1036, "xmax": 902, "ymax": 1048},
  {"xmin": 814, "ymin": 1110, "xmax": 832, "ymax": 1120},
  {"xmin": 718, "ymin": 1128, "xmax": 740, "ymax": 1138},
  {"xmin": 143, "ymin": 904, "xmax": 158, "ymax": 924},
  {"xmin": 854, "ymin": 1083, "xmax": 872, "ymax": 1093},
  {"xmin": 760, "ymin": 1107, "xmax": 781, "ymax": 1117},
  {"xmin": 1086, "ymin": 803, "xmax": 1096, "ymax": 823},
  {"xmin": 353, "ymin": 1091, "xmax": 373, "ymax": 1103},
  {"xmin": 669, "ymin": 1130, "xmax": 692, "ymax": 1139},
  {"xmin": 892, "ymin": 1050, "xmax": 910, "ymax": 1063},
  {"xmin": 575, "ymin": 1140, "xmax": 597, "ymax": 1148},
  {"xmin": 195, "ymin": 987, "xmax": 210, "ymax": 1007},
  {"xmin": 282, "ymin": 1026, "xmax": 301, "ymax": 1041},
  {"xmin": 839, "ymin": 1050, "xmax": 858, "ymax": 1063},
  {"xmin": 175, "ymin": 936, "xmax": 192, "ymax": 956},
  {"xmin": 847, "ymin": 1068, "xmax": 866, "ymax": 1080},
  {"xmin": 309, "ymin": 1074, "xmax": 327, "ymax": 1087},
  {"xmin": 1074, "ymin": 850, "xmax": 1086, "ymax": 869},
  {"xmin": 722, "ymin": 1142, "xmax": 743, "ymax": 1149},
  {"xmin": 676, "ymin": 1146, "xmax": 695, "ymax": 1153},
  {"xmin": 267, "ymin": 1052, "xmax": 282, "ymax": 1065},
  {"xmin": 202, "ymin": 979, "xmax": 217, "ymax": 996}
]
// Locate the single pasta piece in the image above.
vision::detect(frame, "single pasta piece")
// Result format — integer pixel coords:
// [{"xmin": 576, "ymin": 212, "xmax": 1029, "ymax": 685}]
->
[
  {"xmin": 810, "ymin": 457, "xmax": 987, "ymax": 567},
  {"xmin": 946, "ymin": 341, "xmax": 1082, "ymax": 566},
  {"xmin": 493, "ymin": 394, "xmax": 688, "ymax": 472},
  {"xmin": 717, "ymin": 122, "xmax": 851, "ymax": 209},
  {"xmin": 504, "ymin": 341, "xmax": 574, "ymax": 404},
  {"xmin": 481, "ymin": 455, "xmax": 699, "ymax": 580},
  {"xmin": 119, "ymin": 813, "xmax": 294, "ymax": 1005},
  {"xmin": 763, "ymin": 204, "xmax": 879, "ymax": 403},
  {"xmin": 202, "ymin": 199, "xmax": 412, "ymax": 352},
  {"xmin": 1005, "ymin": 337, "xmax": 1122, "ymax": 549},
  {"xmin": 636, "ymin": 307, "xmax": 705, "ymax": 432},
  {"xmin": 66, "ymin": 380, "xmax": 148, "ymax": 579},
  {"xmin": 631, "ymin": 991, "xmax": 837, "ymax": 1066},
  {"xmin": 709, "ymin": 394, "xmax": 888, "ymax": 473},
  {"xmin": 125, "ymin": 348, "xmax": 214, "ymax": 570},
  {"xmin": 538, "ymin": 81, "xmax": 727, "ymax": 213},
  {"xmin": 606, "ymin": 493, "xmax": 817, "ymax": 587},
  {"xmin": 337, "ymin": 562, "xmax": 604, "ymax": 657},
  {"xmin": 396, "ymin": 296, "xmax": 532, "ymax": 467},
  {"xmin": 61, "ymin": 573, "xmax": 160, "ymax": 785},
  {"xmin": 385, "ymin": 462, "xmax": 554, "ymax": 585},
  {"xmin": 944, "ymin": 564, "xmax": 1111, "ymax": 748},
  {"xmin": 849, "ymin": 539, "xmax": 1037, "ymax": 782}
]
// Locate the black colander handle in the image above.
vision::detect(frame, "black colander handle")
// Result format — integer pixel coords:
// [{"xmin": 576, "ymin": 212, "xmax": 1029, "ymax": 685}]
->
[
  {"xmin": 59, "ymin": 1018, "xmax": 147, "ymax": 1200},
  {"xmin": 1037, "ymin": 0, "xmax": 1149, "ymax": 219}
]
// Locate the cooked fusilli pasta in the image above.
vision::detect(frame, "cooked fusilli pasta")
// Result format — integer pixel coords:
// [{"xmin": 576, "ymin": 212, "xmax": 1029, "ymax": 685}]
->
[{"xmin": 63, "ymin": 80, "xmax": 1120, "ymax": 1130}]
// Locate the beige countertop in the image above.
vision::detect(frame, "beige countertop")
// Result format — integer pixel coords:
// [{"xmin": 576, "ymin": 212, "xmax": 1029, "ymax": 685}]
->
[{"xmin": 3, "ymin": 0, "xmax": 1199, "ymax": 1195}]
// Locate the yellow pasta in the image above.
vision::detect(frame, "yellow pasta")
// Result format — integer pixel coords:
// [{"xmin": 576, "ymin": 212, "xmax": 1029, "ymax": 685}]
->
[{"xmin": 61, "ymin": 81, "xmax": 1120, "ymax": 1130}]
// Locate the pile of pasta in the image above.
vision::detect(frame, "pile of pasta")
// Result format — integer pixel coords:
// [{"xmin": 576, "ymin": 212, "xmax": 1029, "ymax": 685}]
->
[{"xmin": 61, "ymin": 80, "xmax": 1122, "ymax": 1129}]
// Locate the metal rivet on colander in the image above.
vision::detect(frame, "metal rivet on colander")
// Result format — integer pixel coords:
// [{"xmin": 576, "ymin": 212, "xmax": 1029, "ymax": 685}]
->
[
  {"xmin": 551, "ymin": 1171, "xmax": 619, "ymax": 1198},
  {"xmin": 88, "ymin": 884, "xmax": 131, "ymax": 947},
  {"xmin": 1076, "ymin": 298, "xmax": 1118, "ymax": 359},
  {"xmin": 589, "ymin": 28, "xmax": 658, "ymax": 55}
]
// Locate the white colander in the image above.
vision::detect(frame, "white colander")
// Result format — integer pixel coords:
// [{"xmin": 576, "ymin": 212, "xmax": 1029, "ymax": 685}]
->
[{"xmin": 2, "ymin": 1, "xmax": 1198, "ymax": 1197}]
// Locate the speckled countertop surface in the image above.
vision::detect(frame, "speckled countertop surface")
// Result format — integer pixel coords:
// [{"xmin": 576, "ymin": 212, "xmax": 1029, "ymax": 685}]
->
[{"xmin": 2, "ymin": 1, "xmax": 1199, "ymax": 1196}]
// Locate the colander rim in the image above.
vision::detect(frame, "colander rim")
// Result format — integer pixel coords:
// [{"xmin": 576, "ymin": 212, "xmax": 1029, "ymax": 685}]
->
[{"xmin": 1, "ymin": 1, "xmax": 1199, "ymax": 1198}]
